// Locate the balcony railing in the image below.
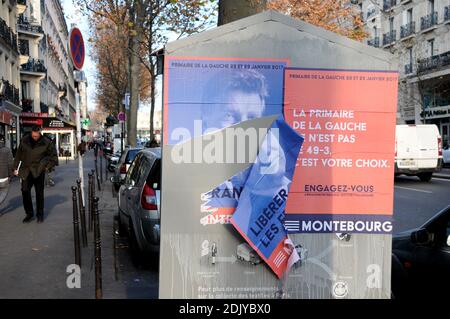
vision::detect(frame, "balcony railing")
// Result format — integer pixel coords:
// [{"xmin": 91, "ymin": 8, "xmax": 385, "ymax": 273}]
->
[
  {"xmin": 367, "ymin": 8, "xmax": 377, "ymax": 20},
  {"xmin": 21, "ymin": 58, "xmax": 47, "ymax": 74},
  {"xmin": 383, "ymin": 30, "xmax": 396, "ymax": 46},
  {"xmin": 368, "ymin": 37, "xmax": 380, "ymax": 48},
  {"xmin": 400, "ymin": 21, "xmax": 415, "ymax": 38},
  {"xmin": 17, "ymin": 15, "xmax": 43, "ymax": 34},
  {"xmin": 404, "ymin": 63, "xmax": 413, "ymax": 75},
  {"xmin": 19, "ymin": 39, "xmax": 29, "ymax": 56},
  {"xmin": 383, "ymin": 0, "xmax": 397, "ymax": 11},
  {"xmin": 445, "ymin": 6, "xmax": 450, "ymax": 22},
  {"xmin": 0, "ymin": 18, "xmax": 18, "ymax": 52},
  {"xmin": 417, "ymin": 50, "xmax": 450, "ymax": 73},
  {"xmin": 21, "ymin": 98, "xmax": 33, "ymax": 113},
  {"xmin": 1, "ymin": 79, "xmax": 21, "ymax": 106},
  {"xmin": 58, "ymin": 84, "xmax": 67, "ymax": 97},
  {"xmin": 421, "ymin": 12, "xmax": 438, "ymax": 31}
]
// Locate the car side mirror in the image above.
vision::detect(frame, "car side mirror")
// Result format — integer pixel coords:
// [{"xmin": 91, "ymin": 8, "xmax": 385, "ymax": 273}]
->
[
  {"xmin": 411, "ymin": 228, "xmax": 433, "ymax": 245},
  {"xmin": 447, "ymin": 234, "xmax": 450, "ymax": 247}
]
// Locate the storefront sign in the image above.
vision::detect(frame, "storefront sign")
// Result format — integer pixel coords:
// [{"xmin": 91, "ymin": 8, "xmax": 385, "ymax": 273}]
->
[
  {"xmin": 422, "ymin": 105, "xmax": 450, "ymax": 119},
  {"xmin": 21, "ymin": 112, "xmax": 49, "ymax": 118},
  {"xmin": 20, "ymin": 118, "xmax": 43, "ymax": 126},
  {"xmin": 47, "ymin": 120, "xmax": 65, "ymax": 128}
]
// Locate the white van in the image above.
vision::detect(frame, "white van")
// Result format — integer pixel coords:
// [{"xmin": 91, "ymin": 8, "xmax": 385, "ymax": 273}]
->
[{"xmin": 395, "ymin": 124, "xmax": 443, "ymax": 182}]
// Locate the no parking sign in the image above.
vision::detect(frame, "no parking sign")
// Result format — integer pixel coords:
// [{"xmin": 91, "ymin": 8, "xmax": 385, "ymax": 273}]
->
[{"xmin": 69, "ymin": 27, "xmax": 85, "ymax": 71}]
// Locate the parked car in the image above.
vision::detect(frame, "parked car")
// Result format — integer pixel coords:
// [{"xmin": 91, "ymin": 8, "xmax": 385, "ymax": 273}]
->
[
  {"xmin": 395, "ymin": 124, "xmax": 443, "ymax": 181},
  {"xmin": 117, "ymin": 148, "xmax": 161, "ymax": 257},
  {"xmin": 108, "ymin": 151, "xmax": 121, "ymax": 173},
  {"xmin": 111, "ymin": 147, "xmax": 143, "ymax": 192},
  {"xmin": 443, "ymin": 144, "xmax": 450, "ymax": 167},
  {"xmin": 391, "ymin": 205, "xmax": 450, "ymax": 299}
]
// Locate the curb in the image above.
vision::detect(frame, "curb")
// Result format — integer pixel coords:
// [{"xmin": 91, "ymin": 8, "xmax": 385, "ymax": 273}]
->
[{"xmin": 434, "ymin": 174, "xmax": 450, "ymax": 180}]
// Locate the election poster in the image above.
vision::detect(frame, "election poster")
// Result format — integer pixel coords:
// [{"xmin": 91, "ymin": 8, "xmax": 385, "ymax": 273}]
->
[
  {"xmin": 164, "ymin": 57, "xmax": 288, "ymax": 145},
  {"xmin": 160, "ymin": 56, "xmax": 301, "ymax": 297},
  {"xmin": 231, "ymin": 116, "xmax": 304, "ymax": 278},
  {"xmin": 283, "ymin": 68, "xmax": 399, "ymax": 234}
]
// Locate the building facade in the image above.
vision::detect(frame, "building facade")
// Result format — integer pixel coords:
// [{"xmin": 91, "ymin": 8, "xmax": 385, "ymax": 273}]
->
[
  {"xmin": 15, "ymin": 0, "xmax": 78, "ymax": 159},
  {"xmin": 359, "ymin": 0, "xmax": 450, "ymax": 147},
  {"xmin": 0, "ymin": 0, "xmax": 24, "ymax": 154}
]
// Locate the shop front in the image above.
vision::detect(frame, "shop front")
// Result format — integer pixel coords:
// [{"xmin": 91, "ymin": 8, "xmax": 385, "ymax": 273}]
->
[
  {"xmin": 0, "ymin": 110, "xmax": 18, "ymax": 155},
  {"xmin": 20, "ymin": 113, "xmax": 77, "ymax": 160}
]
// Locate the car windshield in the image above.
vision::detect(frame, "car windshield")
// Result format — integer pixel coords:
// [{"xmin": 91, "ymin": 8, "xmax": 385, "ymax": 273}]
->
[{"xmin": 125, "ymin": 149, "xmax": 142, "ymax": 164}]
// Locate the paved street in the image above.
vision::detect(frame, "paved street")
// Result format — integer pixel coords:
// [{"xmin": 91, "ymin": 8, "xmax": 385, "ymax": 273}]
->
[
  {"xmin": 0, "ymin": 152, "xmax": 448, "ymax": 298},
  {"xmin": 0, "ymin": 151, "xmax": 158, "ymax": 299},
  {"xmin": 393, "ymin": 169, "xmax": 450, "ymax": 233}
]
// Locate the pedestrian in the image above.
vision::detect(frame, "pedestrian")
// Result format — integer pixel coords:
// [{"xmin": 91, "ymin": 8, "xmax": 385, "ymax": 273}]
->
[
  {"xmin": 0, "ymin": 134, "xmax": 14, "ymax": 206},
  {"xmin": 13, "ymin": 126, "xmax": 58, "ymax": 223},
  {"xmin": 93, "ymin": 140, "xmax": 99, "ymax": 158}
]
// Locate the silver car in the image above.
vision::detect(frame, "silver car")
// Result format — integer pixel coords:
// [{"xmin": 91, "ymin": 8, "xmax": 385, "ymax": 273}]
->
[
  {"xmin": 117, "ymin": 148, "xmax": 161, "ymax": 256},
  {"xmin": 112, "ymin": 147, "xmax": 143, "ymax": 192}
]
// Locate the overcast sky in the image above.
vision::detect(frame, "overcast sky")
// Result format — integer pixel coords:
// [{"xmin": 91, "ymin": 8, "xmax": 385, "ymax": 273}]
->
[{"xmin": 61, "ymin": 0, "xmax": 217, "ymax": 115}]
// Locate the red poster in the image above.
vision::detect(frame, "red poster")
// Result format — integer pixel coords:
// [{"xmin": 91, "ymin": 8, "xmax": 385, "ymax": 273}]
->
[{"xmin": 283, "ymin": 68, "xmax": 399, "ymax": 234}]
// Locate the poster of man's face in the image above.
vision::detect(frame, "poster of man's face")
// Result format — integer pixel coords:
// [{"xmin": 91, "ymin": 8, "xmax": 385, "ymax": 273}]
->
[{"xmin": 165, "ymin": 58, "xmax": 287, "ymax": 144}]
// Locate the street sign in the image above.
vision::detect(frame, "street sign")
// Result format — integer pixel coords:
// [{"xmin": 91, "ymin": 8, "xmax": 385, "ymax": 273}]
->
[
  {"xmin": 124, "ymin": 93, "xmax": 130, "ymax": 111},
  {"xmin": 69, "ymin": 27, "xmax": 85, "ymax": 71},
  {"xmin": 118, "ymin": 112, "xmax": 126, "ymax": 122}
]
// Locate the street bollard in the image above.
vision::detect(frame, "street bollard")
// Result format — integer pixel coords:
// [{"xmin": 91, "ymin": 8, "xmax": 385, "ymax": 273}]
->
[
  {"xmin": 88, "ymin": 172, "xmax": 93, "ymax": 232},
  {"xmin": 105, "ymin": 155, "xmax": 109, "ymax": 183},
  {"xmin": 95, "ymin": 159, "xmax": 101, "ymax": 191},
  {"xmin": 93, "ymin": 197, "xmax": 103, "ymax": 299},
  {"xmin": 100, "ymin": 155, "xmax": 103, "ymax": 184},
  {"xmin": 76, "ymin": 179, "xmax": 88, "ymax": 247},
  {"xmin": 71, "ymin": 186, "xmax": 81, "ymax": 268},
  {"xmin": 113, "ymin": 216, "xmax": 119, "ymax": 281},
  {"xmin": 90, "ymin": 169, "xmax": 96, "ymax": 231}
]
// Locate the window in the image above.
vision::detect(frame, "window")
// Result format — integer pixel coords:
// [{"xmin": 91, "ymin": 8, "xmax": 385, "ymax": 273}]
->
[
  {"xmin": 373, "ymin": 26, "xmax": 378, "ymax": 38},
  {"xmin": 428, "ymin": 39, "xmax": 435, "ymax": 57},
  {"xmin": 428, "ymin": 0, "xmax": 435, "ymax": 14},
  {"xmin": 407, "ymin": 8, "xmax": 413, "ymax": 23},
  {"xmin": 389, "ymin": 17, "xmax": 394, "ymax": 32},
  {"xmin": 408, "ymin": 47, "xmax": 413, "ymax": 65}
]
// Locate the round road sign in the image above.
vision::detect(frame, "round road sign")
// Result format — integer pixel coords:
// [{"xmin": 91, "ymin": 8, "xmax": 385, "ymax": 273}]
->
[{"xmin": 69, "ymin": 27, "xmax": 85, "ymax": 71}]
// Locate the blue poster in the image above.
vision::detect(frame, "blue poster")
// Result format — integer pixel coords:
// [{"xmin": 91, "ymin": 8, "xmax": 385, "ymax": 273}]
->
[
  {"xmin": 165, "ymin": 58, "xmax": 287, "ymax": 144},
  {"xmin": 231, "ymin": 115, "xmax": 304, "ymax": 278}
]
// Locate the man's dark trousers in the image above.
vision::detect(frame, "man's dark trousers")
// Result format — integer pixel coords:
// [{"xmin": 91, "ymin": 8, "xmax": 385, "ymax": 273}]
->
[{"xmin": 22, "ymin": 172, "xmax": 45, "ymax": 217}]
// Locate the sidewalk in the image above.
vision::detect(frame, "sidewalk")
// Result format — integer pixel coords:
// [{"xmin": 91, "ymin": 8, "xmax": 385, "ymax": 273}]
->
[{"xmin": 0, "ymin": 151, "xmax": 158, "ymax": 299}]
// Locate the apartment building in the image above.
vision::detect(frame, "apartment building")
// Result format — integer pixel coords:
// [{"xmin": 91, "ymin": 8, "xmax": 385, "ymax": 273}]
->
[
  {"xmin": 17, "ymin": 0, "xmax": 78, "ymax": 159},
  {"xmin": 0, "ymin": 0, "xmax": 24, "ymax": 153},
  {"xmin": 359, "ymin": 0, "xmax": 450, "ymax": 147}
]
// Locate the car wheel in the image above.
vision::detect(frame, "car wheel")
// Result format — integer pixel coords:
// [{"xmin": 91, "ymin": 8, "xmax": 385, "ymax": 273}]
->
[{"xmin": 418, "ymin": 172, "xmax": 433, "ymax": 182}]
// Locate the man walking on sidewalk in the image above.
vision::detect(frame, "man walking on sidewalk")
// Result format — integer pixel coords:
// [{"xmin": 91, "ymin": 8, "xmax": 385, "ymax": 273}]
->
[
  {"xmin": 0, "ymin": 134, "xmax": 14, "ymax": 205},
  {"xmin": 13, "ymin": 126, "xmax": 58, "ymax": 223}
]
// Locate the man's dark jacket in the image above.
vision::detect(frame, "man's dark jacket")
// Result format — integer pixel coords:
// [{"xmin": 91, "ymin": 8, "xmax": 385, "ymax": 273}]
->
[{"xmin": 13, "ymin": 134, "xmax": 58, "ymax": 179}]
